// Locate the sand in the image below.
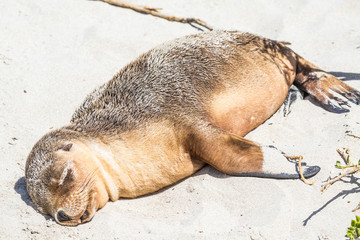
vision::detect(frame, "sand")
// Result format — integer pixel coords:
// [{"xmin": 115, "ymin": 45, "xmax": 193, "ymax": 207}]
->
[{"xmin": 1, "ymin": 0, "xmax": 360, "ymax": 239}]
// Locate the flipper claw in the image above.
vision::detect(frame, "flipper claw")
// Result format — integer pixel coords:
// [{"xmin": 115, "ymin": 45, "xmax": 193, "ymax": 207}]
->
[
  {"xmin": 320, "ymin": 99, "xmax": 350, "ymax": 113},
  {"xmin": 301, "ymin": 165, "xmax": 321, "ymax": 179}
]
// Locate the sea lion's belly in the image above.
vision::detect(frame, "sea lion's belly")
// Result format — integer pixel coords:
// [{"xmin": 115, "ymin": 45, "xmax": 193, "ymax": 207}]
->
[{"xmin": 207, "ymin": 55, "xmax": 295, "ymax": 136}]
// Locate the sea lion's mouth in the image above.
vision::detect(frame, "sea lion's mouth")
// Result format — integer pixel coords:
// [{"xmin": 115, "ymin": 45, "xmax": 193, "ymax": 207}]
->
[{"xmin": 54, "ymin": 178, "xmax": 98, "ymax": 226}]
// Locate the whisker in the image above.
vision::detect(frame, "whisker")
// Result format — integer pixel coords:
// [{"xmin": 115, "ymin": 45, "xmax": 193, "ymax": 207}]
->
[{"xmin": 76, "ymin": 167, "xmax": 99, "ymax": 194}]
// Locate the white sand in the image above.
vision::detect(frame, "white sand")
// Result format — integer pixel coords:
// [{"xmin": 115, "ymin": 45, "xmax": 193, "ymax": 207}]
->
[{"xmin": 1, "ymin": 0, "xmax": 360, "ymax": 239}]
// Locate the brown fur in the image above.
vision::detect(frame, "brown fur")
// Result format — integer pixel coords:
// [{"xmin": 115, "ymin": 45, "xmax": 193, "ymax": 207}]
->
[
  {"xmin": 208, "ymin": 40, "xmax": 297, "ymax": 136},
  {"xmin": 25, "ymin": 30, "xmax": 360, "ymax": 226}
]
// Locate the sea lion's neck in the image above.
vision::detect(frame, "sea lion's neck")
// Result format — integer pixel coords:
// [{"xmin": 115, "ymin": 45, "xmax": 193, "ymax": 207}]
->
[
  {"xmin": 71, "ymin": 124, "xmax": 203, "ymax": 207},
  {"xmin": 73, "ymin": 137, "xmax": 138, "ymax": 204}
]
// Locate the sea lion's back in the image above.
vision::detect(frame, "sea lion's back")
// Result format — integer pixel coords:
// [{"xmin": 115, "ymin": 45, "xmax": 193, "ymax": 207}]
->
[{"xmin": 70, "ymin": 30, "xmax": 262, "ymax": 130}]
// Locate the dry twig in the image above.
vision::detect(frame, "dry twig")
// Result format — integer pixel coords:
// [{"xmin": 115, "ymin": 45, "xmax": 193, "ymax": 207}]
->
[
  {"xmin": 284, "ymin": 155, "xmax": 317, "ymax": 185},
  {"xmin": 321, "ymin": 148, "xmax": 360, "ymax": 192},
  {"xmin": 353, "ymin": 202, "xmax": 360, "ymax": 212},
  {"xmin": 321, "ymin": 166, "xmax": 360, "ymax": 192},
  {"xmin": 337, "ymin": 147, "xmax": 350, "ymax": 164},
  {"xmin": 98, "ymin": 0, "xmax": 213, "ymax": 31}
]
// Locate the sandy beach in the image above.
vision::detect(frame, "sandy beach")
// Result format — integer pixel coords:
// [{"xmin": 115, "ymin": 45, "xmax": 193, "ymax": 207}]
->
[{"xmin": 1, "ymin": 0, "xmax": 360, "ymax": 239}]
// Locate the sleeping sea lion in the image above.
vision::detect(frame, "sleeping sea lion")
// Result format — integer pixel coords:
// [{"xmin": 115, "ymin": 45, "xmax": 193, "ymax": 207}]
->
[{"xmin": 25, "ymin": 30, "xmax": 360, "ymax": 226}]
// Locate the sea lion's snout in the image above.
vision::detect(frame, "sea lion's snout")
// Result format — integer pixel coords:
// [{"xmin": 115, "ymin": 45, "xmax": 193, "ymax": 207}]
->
[
  {"xmin": 51, "ymin": 191, "xmax": 96, "ymax": 226},
  {"xmin": 54, "ymin": 206, "xmax": 92, "ymax": 226},
  {"xmin": 52, "ymin": 178, "xmax": 98, "ymax": 226},
  {"xmin": 56, "ymin": 210, "xmax": 71, "ymax": 222},
  {"xmin": 53, "ymin": 179, "xmax": 98, "ymax": 226},
  {"xmin": 54, "ymin": 209, "xmax": 81, "ymax": 226}
]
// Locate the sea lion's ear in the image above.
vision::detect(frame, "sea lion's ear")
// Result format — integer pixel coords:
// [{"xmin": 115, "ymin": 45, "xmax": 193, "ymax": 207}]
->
[{"xmin": 61, "ymin": 143, "xmax": 73, "ymax": 152}]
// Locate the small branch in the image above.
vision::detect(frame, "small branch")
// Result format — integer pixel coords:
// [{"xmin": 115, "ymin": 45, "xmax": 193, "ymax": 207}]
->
[
  {"xmin": 321, "ymin": 148, "xmax": 360, "ymax": 192},
  {"xmin": 321, "ymin": 166, "xmax": 360, "ymax": 192},
  {"xmin": 98, "ymin": 0, "xmax": 213, "ymax": 31},
  {"xmin": 284, "ymin": 155, "xmax": 317, "ymax": 185}
]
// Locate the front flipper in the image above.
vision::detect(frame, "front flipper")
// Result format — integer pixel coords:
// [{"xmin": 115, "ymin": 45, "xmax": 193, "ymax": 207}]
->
[
  {"xmin": 232, "ymin": 146, "xmax": 320, "ymax": 179},
  {"xmin": 189, "ymin": 125, "xmax": 320, "ymax": 179},
  {"xmin": 294, "ymin": 56, "xmax": 360, "ymax": 113}
]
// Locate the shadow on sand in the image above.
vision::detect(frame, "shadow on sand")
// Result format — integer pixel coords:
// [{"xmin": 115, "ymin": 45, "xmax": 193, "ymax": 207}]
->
[
  {"xmin": 303, "ymin": 174, "xmax": 360, "ymax": 226},
  {"xmin": 14, "ymin": 177, "xmax": 51, "ymax": 221},
  {"xmin": 14, "ymin": 177, "xmax": 34, "ymax": 209},
  {"xmin": 329, "ymin": 71, "xmax": 360, "ymax": 81},
  {"xmin": 302, "ymin": 71, "xmax": 360, "ymax": 225}
]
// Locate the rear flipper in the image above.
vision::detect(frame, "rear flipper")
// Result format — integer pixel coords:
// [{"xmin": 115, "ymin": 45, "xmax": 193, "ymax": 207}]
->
[
  {"xmin": 189, "ymin": 125, "xmax": 320, "ymax": 179},
  {"xmin": 294, "ymin": 56, "xmax": 360, "ymax": 113},
  {"xmin": 278, "ymin": 85, "xmax": 304, "ymax": 117}
]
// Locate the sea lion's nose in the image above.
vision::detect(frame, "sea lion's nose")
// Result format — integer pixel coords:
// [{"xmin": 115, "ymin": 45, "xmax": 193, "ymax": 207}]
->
[
  {"xmin": 56, "ymin": 210, "xmax": 71, "ymax": 222},
  {"xmin": 80, "ymin": 210, "xmax": 89, "ymax": 221}
]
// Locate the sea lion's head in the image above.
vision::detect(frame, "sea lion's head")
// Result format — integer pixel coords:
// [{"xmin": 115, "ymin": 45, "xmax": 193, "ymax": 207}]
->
[{"xmin": 25, "ymin": 130, "xmax": 99, "ymax": 226}]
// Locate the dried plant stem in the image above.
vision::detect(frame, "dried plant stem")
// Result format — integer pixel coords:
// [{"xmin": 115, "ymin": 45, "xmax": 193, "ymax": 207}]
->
[
  {"xmin": 337, "ymin": 148, "xmax": 350, "ymax": 163},
  {"xmin": 321, "ymin": 148, "xmax": 360, "ymax": 192},
  {"xmin": 321, "ymin": 166, "xmax": 360, "ymax": 192},
  {"xmin": 353, "ymin": 202, "xmax": 360, "ymax": 212},
  {"xmin": 284, "ymin": 155, "xmax": 317, "ymax": 185},
  {"xmin": 98, "ymin": 0, "xmax": 213, "ymax": 31}
]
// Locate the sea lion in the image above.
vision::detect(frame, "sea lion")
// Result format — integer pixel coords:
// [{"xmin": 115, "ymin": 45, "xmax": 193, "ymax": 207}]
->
[{"xmin": 25, "ymin": 30, "xmax": 360, "ymax": 226}]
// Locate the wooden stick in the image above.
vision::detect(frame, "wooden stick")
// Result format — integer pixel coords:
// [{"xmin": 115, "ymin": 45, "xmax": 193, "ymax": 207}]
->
[
  {"xmin": 98, "ymin": 0, "xmax": 213, "ymax": 31},
  {"xmin": 284, "ymin": 155, "xmax": 317, "ymax": 185}
]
